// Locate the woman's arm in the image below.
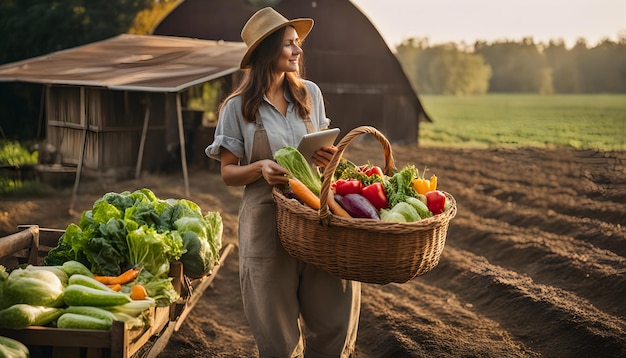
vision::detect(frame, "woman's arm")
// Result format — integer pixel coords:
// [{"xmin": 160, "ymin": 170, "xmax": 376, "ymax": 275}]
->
[{"xmin": 220, "ymin": 148, "xmax": 290, "ymax": 187}]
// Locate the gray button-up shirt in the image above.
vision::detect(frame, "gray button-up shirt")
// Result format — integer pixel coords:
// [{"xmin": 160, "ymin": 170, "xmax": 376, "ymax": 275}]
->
[{"xmin": 206, "ymin": 80, "xmax": 330, "ymax": 165}]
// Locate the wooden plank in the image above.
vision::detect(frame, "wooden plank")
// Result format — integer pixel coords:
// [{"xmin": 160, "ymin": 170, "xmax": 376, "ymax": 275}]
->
[
  {"xmin": 17, "ymin": 225, "xmax": 64, "ymax": 247},
  {"xmin": 144, "ymin": 323, "xmax": 176, "ymax": 358},
  {"xmin": 0, "ymin": 226, "xmax": 38, "ymax": 258},
  {"xmin": 174, "ymin": 243, "xmax": 234, "ymax": 331},
  {"xmin": 0, "ymin": 326, "xmax": 112, "ymax": 348}
]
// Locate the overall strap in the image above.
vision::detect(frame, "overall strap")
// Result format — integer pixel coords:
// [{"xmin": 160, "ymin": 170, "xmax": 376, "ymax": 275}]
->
[{"xmin": 250, "ymin": 115, "xmax": 273, "ymax": 163}]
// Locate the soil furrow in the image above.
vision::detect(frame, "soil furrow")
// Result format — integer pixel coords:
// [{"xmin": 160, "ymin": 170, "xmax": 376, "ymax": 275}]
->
[
  {"xmin": 358, "ymin": 281, "xmax": 538, "ymax": 357},
  {"xmin": 421, "ymin": 246, "xmax": 626, "ymax": 357},
  {"xmin": 446, "ymin": 214, "xmax": 626, "ymax": 317}
]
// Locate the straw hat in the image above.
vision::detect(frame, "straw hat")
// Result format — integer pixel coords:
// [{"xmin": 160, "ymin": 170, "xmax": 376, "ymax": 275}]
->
[{"xmin": 240, "ymin": 7, "xmax": 314, "ymax": 69}]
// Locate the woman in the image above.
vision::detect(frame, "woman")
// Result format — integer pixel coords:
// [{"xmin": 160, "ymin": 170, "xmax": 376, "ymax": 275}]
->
[{"xmin": 205, "ymin": 7, "xmax": 361, "ymax": 358}]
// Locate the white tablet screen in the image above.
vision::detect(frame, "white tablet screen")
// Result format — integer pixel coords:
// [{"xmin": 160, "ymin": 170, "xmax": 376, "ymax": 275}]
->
[{"xmin": 297, "ymin": 128, "xmax": 340, "ymax": 165}]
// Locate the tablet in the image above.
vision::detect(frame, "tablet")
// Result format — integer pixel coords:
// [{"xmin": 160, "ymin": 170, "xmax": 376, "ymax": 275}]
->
[{"xmin": 297, "ymin": 128, "xmax": 340, "ymax": 165}]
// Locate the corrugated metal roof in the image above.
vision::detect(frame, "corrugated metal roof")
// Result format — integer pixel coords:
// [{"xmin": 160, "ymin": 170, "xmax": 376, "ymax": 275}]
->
[{"xmin": 0, "ymin": 34, "xmax": 247, "ymax": 92}]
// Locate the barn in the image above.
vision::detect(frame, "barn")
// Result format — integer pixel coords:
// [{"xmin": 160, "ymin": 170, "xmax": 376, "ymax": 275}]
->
[{"xmin": 153, "ymin": 0, "xmax": 432, "ymax": 144}]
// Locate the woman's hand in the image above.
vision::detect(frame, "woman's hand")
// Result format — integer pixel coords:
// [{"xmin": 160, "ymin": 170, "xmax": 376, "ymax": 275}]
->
[
  {"xmin": 313, "ymin": 145, "xmax": 337, "ymax": 168},
  {"xmin": 260, "ymin": 159, "xmax": 290, "ymax": 186}
]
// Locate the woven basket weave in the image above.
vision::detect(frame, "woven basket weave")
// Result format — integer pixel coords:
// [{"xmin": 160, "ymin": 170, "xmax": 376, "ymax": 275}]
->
[{"xmin": 272, "ymin": 126, "xmax": 457, "ymax": 284}]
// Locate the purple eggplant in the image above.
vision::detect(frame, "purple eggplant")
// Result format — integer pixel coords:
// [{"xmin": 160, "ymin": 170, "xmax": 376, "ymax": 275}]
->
[{"xmin": 334, "ymin": 193, "xmax": 380, "ymax": 219}]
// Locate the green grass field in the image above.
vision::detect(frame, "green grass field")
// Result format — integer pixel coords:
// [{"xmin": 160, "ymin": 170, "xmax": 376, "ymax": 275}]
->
[{"xmin": 418, "ymin": 94, "xmax": 626, "ymax": 151}]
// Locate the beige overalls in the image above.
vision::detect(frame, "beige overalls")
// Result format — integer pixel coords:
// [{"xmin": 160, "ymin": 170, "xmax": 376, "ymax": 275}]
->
[{"xmin": 238, "ymin": 116, "xmax": 361, "ymax": 358}]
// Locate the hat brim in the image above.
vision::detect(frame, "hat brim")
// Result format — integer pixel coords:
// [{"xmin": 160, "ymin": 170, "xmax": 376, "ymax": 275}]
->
[{"xmin": 240, "ymin": 18, "xmax": 314, "ymax": 69}]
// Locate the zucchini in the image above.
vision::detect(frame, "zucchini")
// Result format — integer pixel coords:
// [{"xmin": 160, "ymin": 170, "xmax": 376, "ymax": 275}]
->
[
  {"xmin": 63, "ymin": 284, "xmax": 131, "ymax": 307},
  {"xmin": 68, "ymin": 274, "xmax": 113, "ymax": 291},
  {"xmin": 0, "ymin": 304, "xmax": 64, "ymax": 329},
  {"xmin": 64, "ymin": 306, "xmax": 116, "ymax": 324},
  {"xmin": 57, "ymin": 312, "xmax": 112, "ymax": 330},
  {"xmin": 0, "ymin": 336, "xmax": 29, "ymax": 358},
  {"xmin": 61, "ymin": 260, "xmax": 94, "ymax": 278}
]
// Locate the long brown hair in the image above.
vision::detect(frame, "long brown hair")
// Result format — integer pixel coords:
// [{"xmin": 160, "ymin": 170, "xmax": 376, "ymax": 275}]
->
[{"xmin": 220, "ymin": 26, "xmax": 312, "ymax": 122}]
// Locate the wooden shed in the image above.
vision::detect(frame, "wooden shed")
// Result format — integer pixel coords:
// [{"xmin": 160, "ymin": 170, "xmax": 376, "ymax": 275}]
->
[
  {"xmin": 153, "ymin": 0, "xmax": 432, "ymax": 144},
  {"xmin": 0, "ymin": 34, "xmax": 247, "ymax": 207}
]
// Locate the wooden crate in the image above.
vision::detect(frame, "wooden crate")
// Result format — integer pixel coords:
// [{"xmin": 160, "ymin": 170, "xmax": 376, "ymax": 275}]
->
[{"xmin": 0, "ymin": 225, "xmax": 229, "ymax": 358}]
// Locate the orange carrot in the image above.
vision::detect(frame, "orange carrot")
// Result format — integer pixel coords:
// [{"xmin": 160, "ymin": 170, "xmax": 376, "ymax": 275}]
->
[
  {"xmin": 327, "ymin": 189, "xmax": 352, "ymax": 218},
  {"xmin": 107, "ymin": 284, "xmax": 122, "ymax": 292},
  {"xmin": 94, "ymin": 268, "xmax": 140, "ymax": 285},
  {"xmin": 288, "ymin": 178, "xmax": 320, "ymax": 209},
  {"xmin": 130, "ymin": 284, "xmax": 148, "ymax": 300}
]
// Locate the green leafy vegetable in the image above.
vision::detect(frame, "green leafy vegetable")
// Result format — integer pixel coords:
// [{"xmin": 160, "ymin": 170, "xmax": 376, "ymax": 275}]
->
[
  {"xmin": 42, "ymin": 188, "xmax": 223, "ymax": 307},
  {"xmin": 275, "ymin": 146, "xmax": 321, "ymax": 196},
  {"xmin": 383, "ymin": 164, "xmax": 419, "ymax": 208}
]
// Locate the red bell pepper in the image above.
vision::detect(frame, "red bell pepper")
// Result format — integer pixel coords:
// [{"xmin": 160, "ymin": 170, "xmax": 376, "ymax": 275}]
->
[
  {"xmin": 361, "ymin": 182, "xmax": 389, "ymax": 210},
  {"xmin": 335, "ymin": 179, "xmax": 363, "ymax": 196},
  {"xmin": 425, "ymin": 190, "xmax": 447, "ymax": 214},
  {"xmin": 364, "ymin": 165, "xmax": 384, "ymax": 178}
]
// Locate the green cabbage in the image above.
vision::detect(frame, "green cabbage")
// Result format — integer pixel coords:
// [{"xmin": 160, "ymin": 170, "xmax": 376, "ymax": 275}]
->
[
  {"xmin": 388, "ymin": 202, "xmax": 421, "ymax": 222},
  {"xmin": 380, "ymin": 209, "xmax": 407, "ymax": 223},
  {"xmin": 1, "ymin": 267, "xmax": 65, "ymax": 309}
]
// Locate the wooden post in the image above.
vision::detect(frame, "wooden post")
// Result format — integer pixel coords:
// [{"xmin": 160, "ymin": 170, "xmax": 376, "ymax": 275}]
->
[
  {"xmin": 69, "ymin": 87, "xmax": 87, "ymax": 215},
  {"xmin": 176, "ymin": 93, "xmax": 190, "ymax": 197},
  {"xmin": 135, "ymin": 97, "xmax": 151, "ymax": 179}
]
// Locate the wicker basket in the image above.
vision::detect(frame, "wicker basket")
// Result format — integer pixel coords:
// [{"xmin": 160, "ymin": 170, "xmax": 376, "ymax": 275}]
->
[{"xmin": 272, "ymin": 126, "xmax": 457, "ymax": 284}]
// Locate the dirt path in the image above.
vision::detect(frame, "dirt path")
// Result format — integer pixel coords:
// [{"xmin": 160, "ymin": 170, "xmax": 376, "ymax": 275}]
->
[{"xmin": 1, "ymin": 144, "xmax": 624, "ymax": 357}]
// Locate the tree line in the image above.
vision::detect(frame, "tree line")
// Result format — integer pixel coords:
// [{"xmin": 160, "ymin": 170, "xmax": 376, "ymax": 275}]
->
[{"xmin": 395, "ymin": 36, "xmax": 626, "ymax": 95}]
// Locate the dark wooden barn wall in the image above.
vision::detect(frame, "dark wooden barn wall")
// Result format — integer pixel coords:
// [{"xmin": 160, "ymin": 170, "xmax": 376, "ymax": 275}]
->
[
  {"xmin": 45, "ymin": 86, "xmax": 201, "ymax": 176},
  {"xmin": 153, "ymin": 0, "xmax": 430, "ymax": 144}
]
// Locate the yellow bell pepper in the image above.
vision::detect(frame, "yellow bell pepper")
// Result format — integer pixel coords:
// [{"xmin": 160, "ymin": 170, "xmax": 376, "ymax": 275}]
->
[{"xmin": 411, "ymin": 167, "xmax": 438, "ymax": 194}]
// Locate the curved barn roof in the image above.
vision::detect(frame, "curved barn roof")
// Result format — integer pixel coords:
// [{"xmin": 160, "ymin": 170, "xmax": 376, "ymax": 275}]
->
[{"xmin": 153, "ymin": 0, "xmax": 432, "ymax": 144}]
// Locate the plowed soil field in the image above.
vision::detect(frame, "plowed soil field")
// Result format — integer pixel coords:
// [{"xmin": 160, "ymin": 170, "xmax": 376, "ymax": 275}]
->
[{"xmin": 1, "ymin": 143, "xmax": 625, "ymax": 357}]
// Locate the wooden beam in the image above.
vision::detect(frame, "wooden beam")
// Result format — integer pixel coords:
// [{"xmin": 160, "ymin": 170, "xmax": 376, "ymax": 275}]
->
[
  {"xmin": 135, "ymin": 97, "xmax": 151, "ymax": 179},
  {"xmin": 176, "ymin": 93, "xmax": 190, "ymax": 197},
  {"xmin": 69, "ymin": 87, "xmax": 87, "ymax": 215}
]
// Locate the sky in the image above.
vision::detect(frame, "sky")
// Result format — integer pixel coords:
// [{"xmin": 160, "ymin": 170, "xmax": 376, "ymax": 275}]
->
[{"xmin": 349, "ymin": 0, "xmax": 626, "ymax": 49}]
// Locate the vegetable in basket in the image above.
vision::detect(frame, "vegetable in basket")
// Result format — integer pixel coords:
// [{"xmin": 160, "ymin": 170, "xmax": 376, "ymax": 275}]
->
[
  {"xmin": 383, "ymin": 164, "xmax": 419, "ymax": 208},
  {"xmin": 360, "ymin": 182, "xmax": 389, "ymax": 210},
  {"xmin": 288, "ymin": 177, "xmax": 321, "ymax": 210},
  {"xmin": 334, "ymin": 193, "xmax": 380, "ymax": 219},
  {"xmin": 334, "ymin": 179, "xmax": 363, "ymax": 196},
  {"xmin": 386, "ymin": 202, "xmax": 421, "ymax": 222},
  {"xmin": 426, "ymin": 190, "xmax": 447, "ymax": 215},
  {"xmin": 274, "ymin": 146, "xmax": 321, "ymax": 196},
  {"xmin": 404, "ymin": 196, "xmax": 432, "ymax": 219},
  {"xmin": 360, "ymin": 164, "xmax": 384, "ymax": 178},
  {"xmin": 411, "ymin": 167, "xmax": 438, "ymax": 195}
]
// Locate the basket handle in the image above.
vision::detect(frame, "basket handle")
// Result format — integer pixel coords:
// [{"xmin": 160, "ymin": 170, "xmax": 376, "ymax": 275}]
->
[{"xmin": 319, "ymin": 126, "xmax": 396, "ymax": 224}]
